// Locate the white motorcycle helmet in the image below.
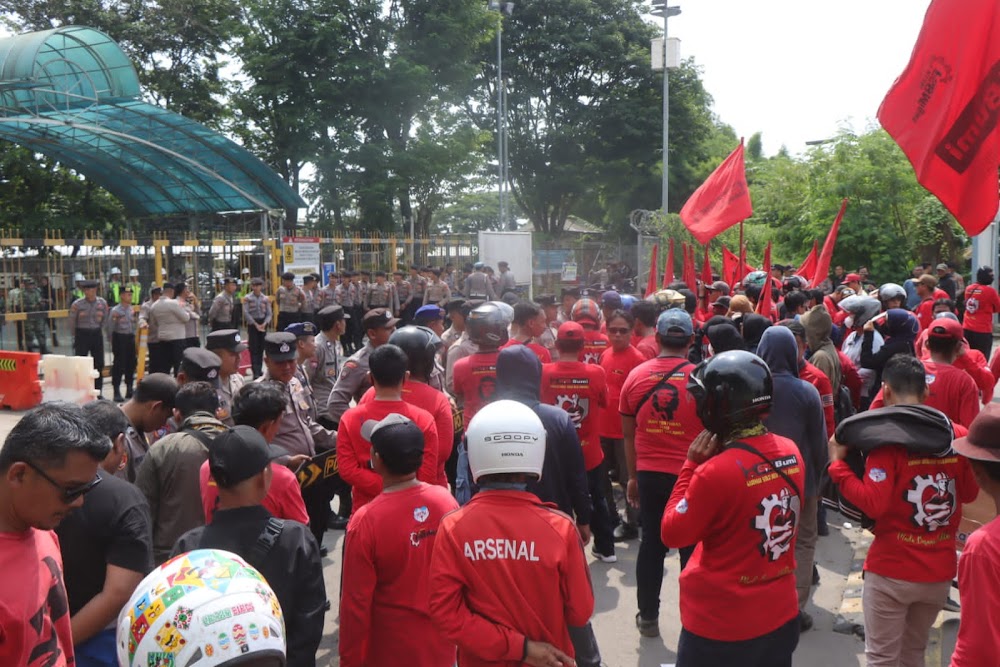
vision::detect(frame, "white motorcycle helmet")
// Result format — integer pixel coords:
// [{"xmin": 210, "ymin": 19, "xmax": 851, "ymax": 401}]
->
[
  {"xmin": 878, "ymin": 282, "xmax": 906, "ymax": 305},
  {"xmin": 466, "ymin": 400, "xmax": 546, "ymax": 483},
  {"xmin": 487, "ymin": 300, "xmax": 515, "ymax": 326},
  {"xmin": 117, "ymin": 549, "xmax": 286, "ymax": 667}
]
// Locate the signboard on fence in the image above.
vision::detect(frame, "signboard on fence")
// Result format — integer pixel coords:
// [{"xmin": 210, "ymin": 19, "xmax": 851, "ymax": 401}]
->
[
  {"xmin": 282, "ymin": 237, "xmax": 321, "ymax": 285},
  {"xmin": 477, "ymin": 232, "xmax": 532, "ymax": 289},
  {"xmin": 561, "ymin": 262, "xmax": 577, "ymax": 282},
  {"xmin": 322, "ymin": 262, "xmax": 337, "ymax": 286}
]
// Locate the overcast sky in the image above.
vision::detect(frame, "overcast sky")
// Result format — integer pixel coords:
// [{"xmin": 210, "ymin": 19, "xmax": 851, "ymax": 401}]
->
[{"xmin": 648, "ymin": 0, "xmax": 931, "ymax": 155}]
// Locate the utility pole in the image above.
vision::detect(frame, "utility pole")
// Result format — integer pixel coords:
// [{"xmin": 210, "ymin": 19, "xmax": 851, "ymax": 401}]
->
[
  {"xmin": 488, "ymin": 1, "xmax": 515, "ymax": 229},
  {"xmin": 651, "ymin": 1, "xmax": 681, "ymax": 213}
]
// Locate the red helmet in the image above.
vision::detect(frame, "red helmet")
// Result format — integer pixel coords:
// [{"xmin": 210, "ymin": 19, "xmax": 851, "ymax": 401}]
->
[{"xmin": 571, "ymin": 297, "xmax": 601, "ymax": 325}]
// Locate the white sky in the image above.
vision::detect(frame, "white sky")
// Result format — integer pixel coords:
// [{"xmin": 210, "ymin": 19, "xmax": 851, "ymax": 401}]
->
[{"xmin": 649, "ymin": 0, "xmax": 931, "ymax": 155}]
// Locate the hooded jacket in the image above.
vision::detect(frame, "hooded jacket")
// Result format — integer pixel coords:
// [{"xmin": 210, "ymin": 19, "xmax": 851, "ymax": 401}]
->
[
  {"xmin": 495, "ymin": 346, "xmax": 592, "ymax": 525},
  {"xmin": 861, "ymin": 309, "xmax": 918, "ymax": 390},
  {"xmin": 756, "ymin": 327, "xmax": 828, "ymax": 496},
  {"xmin": 801, "ymin": 305, "xmax": 842, "ymax": 393}
]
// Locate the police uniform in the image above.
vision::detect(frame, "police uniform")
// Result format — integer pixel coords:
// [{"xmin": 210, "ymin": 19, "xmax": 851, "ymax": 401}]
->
[
  {"xmin": 335, "ymin": 280, "xmax": 359, "ymax": 353},
  {"xmin": 276, "ymin": 284, "xmax": 304, "ymax": 331},
  {"xmin": 243, "ymin": 284, "xmax": 272, "ymax": 378},
  {"xmin": 364, "ymin": 281, "xmax": 398, "ymax": 314},
  {"xmin": 423, "ymin": 279, "xmax": 452, "ymax": 307},
  {"xmin": 285, "ymin": 321, "xmax": 320, "ymax": 422},
  {"xmin": 497, "ymin": 267, "xmax": 517, "ymax": 295},
  {"xmin": 206, "ymin": 329, "xmax": 249, "ymax": 427},
  {"xmin": 117, "ymin": 424, "xmax": 150, "ymax": 484},
  {"xmin": 325, "ymin": 344, "xmax": 373, "ymax": 425},
  {"xmin": 258, "ymin": 333, "xmax": 334, "ymax": 459},
  {"xmin": 208, "ymin": 283, "xmax": 236, "ymax": 330},
  {"xmin": 404, "ymin": 274, "xmax": 426, "ymax": 322},
  {"xmin": 109, "ymin": 299, "xmax": 137, "ymax": 400},
  {"xmin": 139, "ymin": 293, "xmax": 162, "ymax": 375},
  {"xmin": 315, "ymin": 283, "xmax": 337, "ymax": 311},
  {"xmin": 20, "ymin": 279, "xmax": 49, "ymax": 354},
  {"xmin": 301, "ymin": 281, "xmax": 318, "ymax": 324},
  {"xmin": 463, "ymin": 270, "xmax": 495, "ymax": 303},
  {"xmin": 445, "ymin": 331, "xmax": 478, "ymax": 396},
  {"xmin": 69, "ymin": 281, "xmax": 109, "ymax": 392}
]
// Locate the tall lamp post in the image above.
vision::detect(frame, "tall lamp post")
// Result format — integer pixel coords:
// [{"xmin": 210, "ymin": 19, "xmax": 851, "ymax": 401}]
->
[
  {"xmin": 651, "ymin": 1, "xmax": 680, "ymax": 214},
  {"xmin": 488, "ymin": 1, "xmax": 514, "ymax": 230}
]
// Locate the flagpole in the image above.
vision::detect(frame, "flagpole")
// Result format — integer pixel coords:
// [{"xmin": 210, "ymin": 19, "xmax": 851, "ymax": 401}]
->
[{"xmin": 738, "ymin": 220, "xmax": 745, "ymax": 283}]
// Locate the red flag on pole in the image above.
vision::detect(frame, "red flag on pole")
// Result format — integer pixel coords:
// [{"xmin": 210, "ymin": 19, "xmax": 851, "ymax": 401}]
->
[
  {"xmin": 877, "ymin": 0, "xmax": 1000, "ymax": 237},
  {"xmin": 680, "ymin": 141, "xmax": 754, "ymax": 244},
  {"xmin": 645, "ymin": 243, "xmax": 659, "ymax": 298},
  {"xmin": 813, "ymin": 199, "xmax": 848, "ymax": 289},
  {"xmin": 701, "ymin": 244, "xmax": 713, "ymax": 310},
  {"xmin": 662, "ymin": 239, "xmax": 675, "ymax": 288},
  {"xmin": 756, "ymin": 242, "xmax": 773, "ymax": 319},
  {"xmin": 722, "ymin": 245, "xmax": 739, "ymax": 289},
  {"xmin": 796, "ymin": 241, "xmax": 819, "ymax": 284},
  {"xmin": 682, "ymin": 243, "xmax": 697, "ymax": 292}
]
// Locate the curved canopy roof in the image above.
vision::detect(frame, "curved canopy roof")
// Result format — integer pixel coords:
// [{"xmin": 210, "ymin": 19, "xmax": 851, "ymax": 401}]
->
[{"xmin": 0, "ymin": 26, "xmax": 305, "ymax": 216}]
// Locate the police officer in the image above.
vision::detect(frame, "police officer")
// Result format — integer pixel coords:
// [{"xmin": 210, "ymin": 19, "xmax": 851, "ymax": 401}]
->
[
  {"xmin": 311, "ymin": 305, "xmax": 348, "ymax": 430},
  {"xmin": 463, "ymin": 262, "xmax": 495, "ymax": 305},
  {"xmin": 335, "ymin": 272, "xmax": 358, "ymax": 353},
  {"xmin": 21, "ymin": 277, "xmax": 49, "ymax": 354},
  {"xmin": 393, "ymin": 270, "xmax": 411, "ymax": 321},
  {"xmin": 315, "ymin": 272, "xmax": 337, "ymax": 311},
  {"xmin": 285, "ymin": 321, "xmax": 319, "ymax": 420},
  {"xmin": 276, "ymin": 271, "xmax": 305, "ymax": 331},
  {"xmin": 106, "ymin": 266, "xmax": 124, "ymax": 305},
  {"xmin": 301, "ymin": 273, "xmax": 318, "ymax": 324},
  {"xmin": 108, "ymin": 287, "xmax": 137, "ymax": 401},
  {"xmin": 364, "ymin": 271, "xmax": 399, "ymax": 315},
  {"xmin": 423, "ymin": 267, "xmax": 452, "ymax": 308},
  {"xmin": 139, "ymin": 285, "xmax": 163, "ymax": 375},
  {"xmin": 69, "ymin": 279, "xmax": 109, "ymax": 393},
  {"xmin": 258, "ymin": 332, "xmax": 334, "ymax": 458},
  {"xmin": 208, "ymin": 277, "xmax": 238, "ymax": 330},
  {"xmin": 404, "ymin": 265, "xmax": 426, "ymax": 322},
  {"xmin": 326, "ymin": 308, "xmax": 399, "ymax": 425},
  {"xmin": 205, "ymin": 328, "xmax": 247, "ymax": 427},
  {"xmin": 243, "ymin": 277, "xmax": 271, "ymax": 378}
]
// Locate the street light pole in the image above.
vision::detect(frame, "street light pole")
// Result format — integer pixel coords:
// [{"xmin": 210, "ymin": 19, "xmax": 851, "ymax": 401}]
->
[
  {"xmin": 651, "ymin": 2, "xmax": 681, "ymax": 214},
  {"xmin": 489, "ymin": 2, "xmax": 515, "ymax": 230}
]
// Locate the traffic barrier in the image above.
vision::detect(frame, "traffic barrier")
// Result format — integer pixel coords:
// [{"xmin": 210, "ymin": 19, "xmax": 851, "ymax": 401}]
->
[
  {"xmin": 39, "ymin": 354, "xmax": 100, "ymax": 405},
  {"xmin": 0, "ymin": 351, "xmax": 43, "ymax": 410}
]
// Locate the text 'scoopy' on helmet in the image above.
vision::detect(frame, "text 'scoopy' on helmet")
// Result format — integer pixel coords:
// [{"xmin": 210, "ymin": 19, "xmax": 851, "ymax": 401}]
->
[{"xmin": 466, "ymin": 399, "xmax": 546, "ymax": 483}]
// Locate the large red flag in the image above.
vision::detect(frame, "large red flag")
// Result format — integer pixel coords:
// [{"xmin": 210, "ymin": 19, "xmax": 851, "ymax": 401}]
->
[
  {"xmin": 756, "ymin": 242, "xmax": 773, "ymax": 319},
  {"xmin": 662, "ymin": 239, "xmax": 675, "ymax": 288},
  {"xmin": 682, "ymin": 243, "xmax": 697, "ymax": 292},
  {"xmin": 680, "ymin": 142, "xmax": 753, "ymax": 244},
  {"xmin": 645, "ymin": 243, "xmax": 659, "ymax": 298},
  {"xmin": 878, "ymin": 0, "xmax": 1000, "ymax": 237},
  {"xmin": 813, "ymin": 199, "xmax": 848, "ymax": 289},
  {"xmin": 796, "ymin": 241, "xmax": 819, "ymax": 284},
  {"xmin": 722, "ymin": 245, "xmax": 739, "ymax": 289}
]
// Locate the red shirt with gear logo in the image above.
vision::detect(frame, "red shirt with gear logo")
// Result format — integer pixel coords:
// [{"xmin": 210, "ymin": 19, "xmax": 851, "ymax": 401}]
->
[
  {"xmin": 540, "ymin": 360, "xmax": 608, "ymax": 470},
  {"xmin": 618, "ymin": 356, "xmax": 699, "ymax": 475},
  {"xmin": 660, "ymin": 433, "xmax": 805, "ymax": 641},
  {"xmin": 580, "ymin": 329, "xmax": 610, "ymax": 365},
  {"xmin": 962, "ymin": 283, "xmax": 1000, "ymax": 333},
  {"xmin": 336, "ymin": 399, "xmax": 439, "ymax": 513},
  {"xmin": 452, "ymin": 351, "xmax": 501, "ymax": 431},
  {"xmin": 499, "ymin": 339, "xmax": 552, "ymax": 364},
  {"xmin": 828, "ymin": 429, "xmax": 978, "ymax": 582},
  {"xmin": 598, "ymin": 345, "xmax": 646, "ymax": 439}
]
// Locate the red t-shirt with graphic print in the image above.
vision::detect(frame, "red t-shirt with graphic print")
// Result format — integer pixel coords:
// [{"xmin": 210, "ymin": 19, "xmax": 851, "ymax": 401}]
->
[{"xmin": 541, "ymin": 361, "xmax": 608, "ymax": 470}]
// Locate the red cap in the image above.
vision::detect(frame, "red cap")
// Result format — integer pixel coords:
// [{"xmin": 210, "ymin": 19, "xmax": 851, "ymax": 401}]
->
[
  {"xmin": 927, "ymin": 317, "xmax": 964, "ymax": 340},
  {"xmin": 841, "ymin": 273, "xmax": 862, "ymax": 284},
  {"xmin": 557, "ymin": 321, "xmax": 585, "ymax": 341}
]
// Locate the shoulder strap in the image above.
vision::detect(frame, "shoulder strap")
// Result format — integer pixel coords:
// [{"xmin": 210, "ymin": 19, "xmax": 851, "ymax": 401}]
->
[
  {"xmin": 634, "ymin": 359, "xmax": 691, "ymax": 416},
  {"xmin": 183, "ymin": 428, "xmax": 217, "ymax": 449},
  {"xmin": 727, "ymin": 440, "xmax": 802, "ymax": 500},
  {"xmin": 249, "ymin": 517, "xmax": 285, "ymax": 564}
]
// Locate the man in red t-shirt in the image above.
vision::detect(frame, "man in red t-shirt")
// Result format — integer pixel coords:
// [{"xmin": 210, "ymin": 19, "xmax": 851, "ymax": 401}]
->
[
  {"xmin": 341, "ymin": 414, "xmax": 458, "ymax": 667},
  {"xmin": 600, "ymin": 310, "xmax": 646, "ymax": 540},
  {"xmin": 500, "ymin": 301, "xmax": 552, "ymax": 363},
  {"xmin": 542, "ymin": 322, "xmax": 613, "ymax": 561},
  {"xmin": 337, "ymin": 345, "xmax": 439, "ymax": 513},
  {"xmin": 619, "ymin": 308, "xmax": 700, "ymax": 638},
  {"xmin": 631, "ymin": 301, "xmax": 660, "ymax": 360},
  {"xmin": 914, "ymin": 274, "xmax": 943, "ymax": 330},
  {"xmin": 963, "ymin": 266, "xmax": 1000, "ymax": 360},
  {"xmin": 0, "ymin": 403, "xmax": 109, "ymax": 667},
  {"xmin": 829, "ymin": 356, "xmax": 978, "ymax": 667},
  {"xmin": 661, "ymin": 350, "xmax": 803, "ymax": 665},
  {"xmin": 429, "ymin": 400, "xmax": 594, "ymax": 667},
  {"xmin": 571, "ymin": 297, "xmax": 610, "ymax": 364},
  {"xmin": 452, "ymin": 303, "xmax": 508, "ymax": 431}
]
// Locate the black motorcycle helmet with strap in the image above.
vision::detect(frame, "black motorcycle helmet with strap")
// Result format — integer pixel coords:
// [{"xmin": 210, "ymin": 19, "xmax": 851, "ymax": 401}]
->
[
  {"xmin": 389, "ymin": 325, "xmax": 442, "ymax": 381},
  {"xmin": 466, "ymin": 302, "xmax": 509, "ymax": 348},
  {"xmin": 687, "ymin": 350, "xmax": 773, "ymax": 440}
]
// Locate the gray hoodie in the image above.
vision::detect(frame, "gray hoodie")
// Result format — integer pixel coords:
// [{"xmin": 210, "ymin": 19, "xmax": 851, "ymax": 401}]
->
[{"xmin": 801, "ymin": 304, "xmax": 842, "ymax": 394}]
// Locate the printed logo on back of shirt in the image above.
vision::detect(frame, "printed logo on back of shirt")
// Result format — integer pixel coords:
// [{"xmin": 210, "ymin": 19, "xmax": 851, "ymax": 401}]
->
[
  {"xmin": 906, "ymin": 472, "xmax": 956, "ymax": 531},
  {"xmin": 414, "ymin": 506, "xmax": 429, "ymax": 523},
  {"xmin": 754, "ymin": 488, "xmax": 799, "ymax": 561}
]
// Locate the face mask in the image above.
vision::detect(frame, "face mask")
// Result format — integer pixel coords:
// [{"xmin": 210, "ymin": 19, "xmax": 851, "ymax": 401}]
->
[{"xmin": 844, "ymin": 316, "xmax": 855, "ymax": 329}]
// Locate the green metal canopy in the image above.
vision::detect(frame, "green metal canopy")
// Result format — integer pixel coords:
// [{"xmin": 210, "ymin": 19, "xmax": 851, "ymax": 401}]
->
[{"xmin": 0, "ymin": 26, "xmax": 305, "ymax": 216}]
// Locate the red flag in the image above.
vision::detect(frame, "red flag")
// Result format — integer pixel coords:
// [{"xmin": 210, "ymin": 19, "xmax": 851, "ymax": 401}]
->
[
  {"xmin": 796, "ymin": 241, "xmax": 819, "ymax": 284},
  {"xmin": 877, "ymin": 0, "xmax": 1000, "ymax": 237},
  {"xmin": 682, "ymin": 243, "xmax": 697, "ymax": 292},
  {"xmin": 680, "ymin": 142, "xmax": 753, "ymax": 244},
  {"xmin": 645, "ymin": 243, "xmax": 659, "ymax": 298},
  {"xmin": 662, "ymin": 239, "xmax": 675, "ymax": 288},
  {"xmin": 701, "ymin": 244, "xmax": 713, "ymax": 310},
  {"xmin": 813, "ymin": 199, "xmax": 848, "ymax": 289},
  {"xmin": 756, "ymin": 242, "xmax": 773, "ymax": 319},
  {"xmin": 722, "ymin": 245, "xmax": 739, "ymax": 289}
]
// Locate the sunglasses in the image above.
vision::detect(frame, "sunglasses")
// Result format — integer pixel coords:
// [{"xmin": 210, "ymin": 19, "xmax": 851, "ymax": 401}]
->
[
  {"xmin": 607, "ymin": 327, "xmax": 631, "ymax": 335},
  {"xmin": 24, "ymin": 460, "xmax": 102, "ymax": 503}
]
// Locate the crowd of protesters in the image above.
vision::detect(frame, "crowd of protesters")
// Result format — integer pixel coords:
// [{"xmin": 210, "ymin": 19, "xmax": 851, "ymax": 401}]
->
[{"xmin": 1, "ymin": 251, "xmax": 999, "ymax": 667}]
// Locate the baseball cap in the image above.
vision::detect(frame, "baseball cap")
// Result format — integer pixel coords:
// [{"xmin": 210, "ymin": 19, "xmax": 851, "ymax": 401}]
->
[
  {"xmin": 285, "ymin": 321, "xmax": 318, "ymax": 338},
  {"xmin": 180, "ymin": 348, "xmax": 222, "ymax": 385},
  {"xmin": 927, "ymin": 317, "xmax": 963, "ymax": 340},
  {"xmin": 414, "ymin": 304, "xmax": 445, "ymax": 321},
  {"xmin": 834, "ymin": 285, "xmax": 856, "ymax": 297},
  {"xmin": 712, "ymin": 296, "xmax": 731, "ymax": 312},
  {"xmin": 208, "ymin": 425, "xmax": 289, "ymax": 487},
  {"xmin": 841, "ymin": 273, "xmax": 862, "ymax": 284},
  {"xmin": 936, "ymin": 263, "xmax": 949, "ymax": 272},
  {"xmin": 365, "ymin": 414, "xmax": 425, "ymax": 467},
  {"xmin": 601, "ymin": 291, "xmax": 623, "ymax": 307},
  {"xmin": 205, "ymin": 329, "xmax": 248, "ymax": 353},
  {"xmin": 953, "ymin": 403, "xmax": 1000, "ymax": 463},
  {"xmin": 362, "ymin": 308, "xmax": 400, "ymax": 330},
  {"xmin": 656, "ymin": 309, "xmax": 693, "ymax": 338},
  {"xmin": 557, "ymin": 321, "xmax": 585, "ymax": 341},
  {"xmin": 707, "ymin": 280, "xmax": 731, "ymax": 296},
  {"xmin": 534, "ymin": 294, "xmax": 556, "ymax": 307},
  {"xmin": 264, "ymin": 332, "xmax": 297, "ymax": 361}
]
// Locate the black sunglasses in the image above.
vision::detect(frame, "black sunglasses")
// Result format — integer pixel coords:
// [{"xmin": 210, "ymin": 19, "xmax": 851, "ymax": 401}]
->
[
  {"xmin": 24, "ymin": 460, "xmax": 102, "ymax": 503},
  {"xmin": 607, "ymin": 327, "xmax": 631, "ymax": 335}
]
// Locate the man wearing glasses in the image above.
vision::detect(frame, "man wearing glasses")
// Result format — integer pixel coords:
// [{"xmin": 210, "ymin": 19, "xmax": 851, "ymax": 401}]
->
[{"xmin": 0, "ymin": 402, "xmax": 111, "ymax": 667}]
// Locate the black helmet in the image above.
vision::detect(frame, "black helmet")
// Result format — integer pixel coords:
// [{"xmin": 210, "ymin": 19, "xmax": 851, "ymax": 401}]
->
[
  {"xmin": 389, "ymin": 325, "xmax": 442, "ymax": 380},
  {"xmin": 466, "ymin": 303, "xmax": 509, "ymax": 348},
  {"xmin": 687, "ymin": 350, "xmax": 772, "ymax": 438}
]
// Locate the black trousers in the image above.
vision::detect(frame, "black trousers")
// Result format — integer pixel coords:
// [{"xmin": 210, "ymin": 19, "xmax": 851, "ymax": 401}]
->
[
  {"xmin": 160, "ymin": 339, "xmax": 185, "ymax": 376},
  {"xmin": 677, "ymin": 616, "xmax": 799, "ymax": 667},
  {"xmin": 277, "ymin": 311, "xmax": 300, "ymax": 332},
  {"xmin": 587, "ymin": 462, "xmax": 615, "ymax": 557},
  {"xmin": 317, "ymin": 415, "xmax": 353, "ymax": 519},
  {"xmin": 74, "ymin": 329, "xmax": 105, "ymax": 391},
  {"xmin": 111, "ymin": 332, "xmax": 137, "ymax": 394},
  {"xmin": 965, "ymin": 329, "xmax": 993, "ymax": 362},
  {"xmin": 147, "ymin": 341, "xmax": 164, "ymax": 375},
  {"xmin": 210, "ymin": 320, "xmax": 233, "ymax": 332},
  {"xmin": 351, "ymin": 306, "xmax": 365, "ymax": 350},
  {"xmin": 637, "ymin": 470, "xmax": 695, "ymax": 621},
  {"xmin": 248, "ymin": 324, "xmax": 266, "ymax": 378}
]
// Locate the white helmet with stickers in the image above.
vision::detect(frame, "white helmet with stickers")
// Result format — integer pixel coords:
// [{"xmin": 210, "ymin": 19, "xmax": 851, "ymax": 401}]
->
[
  {"xmin": 466, "ymin": 399, "xmax": 546, "ymax": 483},
  {"xmin": 117, "ymin": 549, "xmax": 286, "ymax": 667}
]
